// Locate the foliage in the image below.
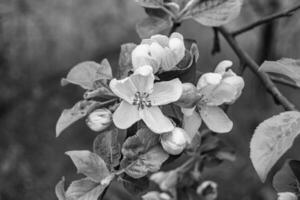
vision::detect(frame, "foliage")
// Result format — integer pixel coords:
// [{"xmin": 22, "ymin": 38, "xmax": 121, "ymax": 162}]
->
[{"xmin": 54, "ymin": 0, "xmax": 300, "ymax": 200}]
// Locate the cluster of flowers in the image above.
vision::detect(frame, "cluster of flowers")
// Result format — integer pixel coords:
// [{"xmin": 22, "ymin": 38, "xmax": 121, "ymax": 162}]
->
[{"xmin": 86, "ymin": 32, "xmax": 244, "ymax": 155}]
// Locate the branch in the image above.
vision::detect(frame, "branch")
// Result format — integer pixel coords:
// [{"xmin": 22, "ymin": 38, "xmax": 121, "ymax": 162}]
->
[
  {"xmin": 218, "ymin": 27, "xmax": 297, "ymax": 111},
  {"xmin": 232, "ymin": 3, "xmax": 300, "ymax": 36},
  {"xmin": 270, "ymin": 75, "xmax": 300, "ymax": 89}
]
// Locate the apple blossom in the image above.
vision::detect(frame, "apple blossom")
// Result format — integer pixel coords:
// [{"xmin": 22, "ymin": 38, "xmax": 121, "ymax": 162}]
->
[
  {"xmin": 131, "ymin": 32, "xmax": 185, "ymax": 73},
  {"xmin": 160, "ymin": 127, "xmax": 189, "ymax": 155},
  {"xmin": 197, "ymin": 181, "xmax": 218, "ymax": 200},
  {"xmin": 86, "ymin": 108, "xmax": 112, "ymax": 132},
  {"xmin": 109, "ymin": 65, "xmax": 182, "ymax": 133}
]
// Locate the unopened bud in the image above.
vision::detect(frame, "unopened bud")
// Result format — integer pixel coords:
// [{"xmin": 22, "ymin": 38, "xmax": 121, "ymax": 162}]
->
[
  {"xmin": 175, "ymin": 83, "xmax": 200, "ymax": 108},
  {"xmin": 86, "ymin": 108, "xmax": 112, "ymax": 132},
  {"xmin": 196, "ymin": 181, "xmax": 218, "ymax": 200},
  {"xmin": 277, "ymin": 192, "xmax": 297, "ymax": 200},
  {"xmin": 160, "ymin": 127, "xmax": 188, "ymax": 155}
]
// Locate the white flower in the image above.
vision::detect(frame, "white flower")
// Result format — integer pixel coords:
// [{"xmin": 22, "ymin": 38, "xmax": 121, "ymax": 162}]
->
[
  {"xmin": 109, "ymin": 65, "xmax": 182, "ymax": 133},
  {"xmin": 86, "ymin": 108, "xmax": 112, "ymax": 132},
  {"xmin": 132, "ymin": 32, "xmax": 185, "ymax": 73},
  {"xmin": 160, "ymin": 127, "xmax": 189, "ymax": 155},
  {"xmin": 193, "ymin": 60, "xmax": 244, "ymax": 133}
]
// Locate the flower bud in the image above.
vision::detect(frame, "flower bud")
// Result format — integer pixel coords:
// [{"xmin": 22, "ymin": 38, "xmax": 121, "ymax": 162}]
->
[
  {"xmin": 175, "ymin": 83, "xmax": 200, "ymax": 108},
  {"xmin": 277, "ymin": 192, "xmax": 297, "ymax": 200},
  {"xmin": 86, "ymin": 108, "xmax": 112, "ymax": 132},
  {"xmin": 196, "ymin": 181, "xmax": 218, "ymax": 200},
  {"xmin": 160, "ymin": 127, "xmax": 188, "ymax": 155}
]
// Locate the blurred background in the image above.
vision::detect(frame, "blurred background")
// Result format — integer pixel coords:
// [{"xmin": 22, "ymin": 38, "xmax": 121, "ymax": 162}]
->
[{"xmin": 0, "ymin": 0, "xmax": 300, "ymax": 199}]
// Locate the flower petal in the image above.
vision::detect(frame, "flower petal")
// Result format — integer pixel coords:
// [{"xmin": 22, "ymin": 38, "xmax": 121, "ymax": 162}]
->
[
  {"xmin": 183, "ymin": 111, "xmax": 202, "ymax": 142},
  {"xmin": 197, "ymin": 73, "xmax": 222, "ymax": 89},
  {"xmin": 150, "ymin": 78, "xmax": 183, "ymax": 106},
  {"xmin": 109, "ymin": 78, "xmax": 137, "ymax": 103},
  {"xmin": 113, "ymin": 101, "xmax": 140, "ymax": 129},
  {"xmin": 150, "ymin": 34, "xmax": 169, "ymax": 47},
  {"xmin": 140, "ymin": 106, "xmax": 174, "ymax": 134},
  {"xmin": 169, "ymin": 33, "xmax": 185, "ymax": 63},
  {"xmin": 131, "ymin": 65, "xmax": 155, "ymax": 93},
  {"xmin": 214, "ymin": 60, "xmax": 233, "ymax": 74},
  {"xmin": 131, "ymin": 44, "xmax": 159, "ymax": 72},
  {"xmin": 199, "ymin": 106, "xmax": 233, "ymax": 133}
]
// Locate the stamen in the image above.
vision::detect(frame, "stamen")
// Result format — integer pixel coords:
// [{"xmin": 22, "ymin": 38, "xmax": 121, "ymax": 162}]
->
[{"xmin": 132, "ymin": 92, "xmax": 152, "ymax": 110}]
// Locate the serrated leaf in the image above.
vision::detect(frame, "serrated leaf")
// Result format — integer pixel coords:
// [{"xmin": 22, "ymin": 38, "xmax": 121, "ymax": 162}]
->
[
  {"xmin": 135, "ymin": 0, "xmax": 164, "ymax": 8},
  {"xmin": 136, "ymin": 16, "xmax": 172, "ymax": 39},
  {"xmin": 61, "ymin": 60, "xmax": 113, "ymax": 90},
  {"xmin": 273, "ymin": 160, "xmax": 300, "ymax": 193},
  {"xmin": 93, "ymin": 128, "xmax": 122, "ymax": 170},
  {"xmin": 65, "ymin": 178, "xmax": 108, "ymax": 200},
  {"xmin": 250, "ymin": 111, "xmax": 300, "ymax": 182},
  {"xmin": 259, "ymin": 58, "xmax": 300, "ymax": 87},
  {"xmin": 65, "ymin": 150, "xmax": 111, "ymax": 182},
  {"xmin": 55, "ymin": 177, "xmax": 66, "ymax": 200},
  {"xmin": 191, "ymin": 0, "xmax": 243, "ymax": 26},
  {"xmin": 83, "ymin": 80, "xmax": 116, "ymax": 100},
  {"xmin": 56, "ymin": 100, "xmax": 101, "ymax": 137},
  {"xmin": 122, "ymin": 128, "xmax": 159, "ymax": 159},
  {"xmin": 118, "ymin": 43, "xmax": 137, "ymax": 78},
  {"xmin": 124, "ymin": 146, "xmax": 169, "ymax": 178}
]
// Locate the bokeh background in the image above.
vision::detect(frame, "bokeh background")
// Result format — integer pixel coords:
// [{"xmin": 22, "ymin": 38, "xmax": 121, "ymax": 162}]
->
[{"xmin": 1, "ymin": 0, "xmax": 300, "ymax": 199}]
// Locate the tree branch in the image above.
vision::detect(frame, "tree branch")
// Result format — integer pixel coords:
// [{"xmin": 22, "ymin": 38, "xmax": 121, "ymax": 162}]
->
[
  {"xmin": 232, "ymin": 3, "xmax": 300, "ymax": 36},
  {"xmin": 218, "ymin": 27, "xmax": 297, "ymax": 111}
]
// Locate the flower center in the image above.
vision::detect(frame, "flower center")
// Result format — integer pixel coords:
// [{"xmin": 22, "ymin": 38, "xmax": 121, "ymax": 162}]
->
[{"xmin": 132, "ymin": 92, "xmax": 152, "ymax": 110}]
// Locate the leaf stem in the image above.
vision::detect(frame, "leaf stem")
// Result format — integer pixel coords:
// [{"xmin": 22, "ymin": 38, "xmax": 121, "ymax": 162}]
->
[
  {"xmin": 217, "ymin": 26, "xmax": 297, "ymax": 111},
  {"xmin": 232, "ymin": 3, "xmax": 300, "ymax": 36}
]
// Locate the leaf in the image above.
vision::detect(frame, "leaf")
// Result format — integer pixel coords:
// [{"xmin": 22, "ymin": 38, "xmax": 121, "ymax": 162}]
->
[
  {"xmin": 65, "ymin": 150, "xmax": 111, "ymax": 182},
  {"xmin": 250, "ymin": 111, "xmax": 300, "ymax": 182},
  {"xmin": 83, "ymin": 80, "xmax": 116, "ymax": 100},
  {"xmin": 55, "ymin": 177, "xmax": 66, "ymax": 200},
  {"xmin": 135, "ymin": 0, "xmax": 164, "ymax": 8},
  {"xmin": 122, "ymin": 128, "xmax": 159, "ymax": 159},
  {"xmin": 93, "ymin": 128, "xmax": 122, "ymax": 171},
  {"xmin": 120, "ymin": 174, "xmax": 150, "ymax": 195},
  {"xmin": 118, "ymin": 43, "xmax": 137, "ymax": 78},
  {"xmin": 191, "ymin": 0, "xmax": 243, "ymax": 27},
  {"xmin": 65, "ymin": 178, "xmax": 108, "ymax": 200},
  {"xmin": 61, "ymin": 60, "xmax": 113, "ymax": 90},
  {"xmin": 273, "ymin": 160, "xmax": 300, "ymax": 193},
  {"xmin": 259, "ymin": 58, "xmax": 300, "ymax": 87},
  {"xmin": 56, "ymin": 100, "xmax": 101, "ymax": 137},
  {"xmin": 124, "ymin": 146, "xmax": 169, "ymax": 178},
  {"xmin": 142, "ymin": 191, "xmax": 164, "ymax": 200},
  {"xmin": 136, "ymin": 16, "xmax": 172, "ymax": 39}
]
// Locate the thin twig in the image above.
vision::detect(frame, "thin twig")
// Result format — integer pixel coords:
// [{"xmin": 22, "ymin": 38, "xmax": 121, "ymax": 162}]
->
[
  {"xmin": 218, "ymin": 27, "xmax": 297, "ymax": 111},
  {"xmin": 232, "ymin": 3, "xmax": 300, "ymax": 36},
  {"xmin": 270, "ymin": 75, "xmax": 300, "ymax": 89}
]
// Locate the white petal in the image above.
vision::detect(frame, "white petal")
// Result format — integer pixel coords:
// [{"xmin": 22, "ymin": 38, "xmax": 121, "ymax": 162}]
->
[
  {"xmin": 140, "ymin": 106, "xmax": 174, "ymax": 134},
  {"xmin": 183, "ymin": 111, "xmax": 202, "ymax": 142},
  {"xmin": 109, "ymin": 78, "xmax": 137, "ymax": 103},
  {"xmin": 197, "ymin": 73, "xmax": 222, "ymax": 89},
  {"xmin": 113, "ymin": 101, "xmax": 140, "ymax": 129},
  {"xmin": 150, "ymin": 78, "xmax": 183, "ymax": 106},
  {"xmin": 131, "ymin": 44, "xmax": 159, "ymax": 72},
  {"xmin": 214, "ymin": 60, "xmax": 233, "ymax": 74},
  {"xmin": 199, "ymin": 106, "xmax": 233, "ymax": 133},
  {"xmin": 169, "ymin": 35, "xmax": 185, "ymax": 64},
  {"xmin": 131, "ymin": 65, "xmax": 155, "ymax": 93},
  {"xmin": 170, "ymin": 32, "xmax": 184, "ymax": 41},
  {"xmin": 150, "ymin": 34, "xmax": 169, "ymax": 47}
]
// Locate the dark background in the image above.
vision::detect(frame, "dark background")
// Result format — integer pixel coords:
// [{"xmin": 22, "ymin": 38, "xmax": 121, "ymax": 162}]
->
[{"xmin": 0, "ymin": 0, "xmax": 300, "ymax": 199}]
